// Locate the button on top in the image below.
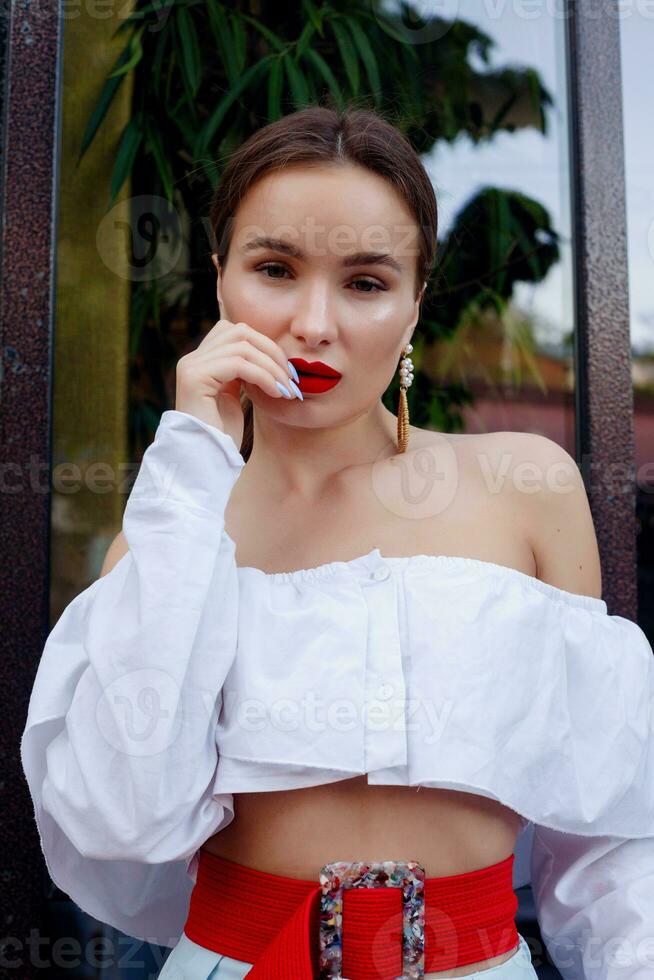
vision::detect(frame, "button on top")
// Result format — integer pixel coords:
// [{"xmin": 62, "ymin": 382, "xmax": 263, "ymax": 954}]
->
[{"xmin": 371, "ymin": 565, "xmax": 390, "ymax": 582}]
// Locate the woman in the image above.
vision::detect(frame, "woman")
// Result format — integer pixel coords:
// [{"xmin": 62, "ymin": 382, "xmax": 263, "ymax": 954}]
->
[{"xmin": 21, "ymin": 106, "xmax": 654, "ymax": 980}]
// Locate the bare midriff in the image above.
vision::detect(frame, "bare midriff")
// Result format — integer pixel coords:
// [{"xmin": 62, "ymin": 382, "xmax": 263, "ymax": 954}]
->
[{"xmin": 202, "ymin": 778, "xmax": 526, "ymax": 978}]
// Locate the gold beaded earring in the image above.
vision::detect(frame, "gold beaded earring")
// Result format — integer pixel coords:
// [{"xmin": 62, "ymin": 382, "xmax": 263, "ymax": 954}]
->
[{"xmin": 396, "ymin": 342, "xmax": 414, "ymax": 454}]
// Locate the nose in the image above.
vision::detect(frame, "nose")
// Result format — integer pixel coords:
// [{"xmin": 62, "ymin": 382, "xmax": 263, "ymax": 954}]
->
[{"xmin": 288, "ymin": 282, "xmax": 338, "ymax": 347}]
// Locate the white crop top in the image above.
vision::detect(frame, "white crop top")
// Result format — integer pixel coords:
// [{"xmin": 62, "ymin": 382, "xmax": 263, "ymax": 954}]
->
[{"xmin": 21, "ymin": 410, "xmax": 654, "ymax": 978}]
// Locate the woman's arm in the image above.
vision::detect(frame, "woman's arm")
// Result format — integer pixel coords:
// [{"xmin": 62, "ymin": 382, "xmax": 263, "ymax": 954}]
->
[
  {"xmin": 20, "ymin": 323, "xmax": 299, "ymax": 941},
  {"xmin": 522, "ymin": 435, "xmax": 654, "ymax": 980},
  {"xmin": 99, "ymin": 529, "xmax": 129, "ymax": 577},
  {"xmin": 530, "ymin": 828, "xmax": 654, "ymax": 980},
  {"xmin": 21, "ymin": 409, "xmax": 245, "ymax": 864}
]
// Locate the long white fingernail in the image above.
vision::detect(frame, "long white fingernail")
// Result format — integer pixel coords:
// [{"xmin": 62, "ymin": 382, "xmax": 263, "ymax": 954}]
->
[{"xmin": 287, "ymin": 379, "xmax": 304, "ymax": 401}]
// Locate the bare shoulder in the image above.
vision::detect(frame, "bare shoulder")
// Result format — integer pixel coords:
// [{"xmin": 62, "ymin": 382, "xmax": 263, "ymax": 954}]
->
[
  {"xmin": 99, "ymin": 530, "xmax": 129, "ymax": 578},
  {"xmin": 478, "ymin": 430, "xmax": 603, "ymax": 600},
  {"xmin": 411, "ymin": 427, "xmax": 602, "ymax": 600},
  {"xmin": 405, "ymin": 424, "xmax": 550, "ymax": 479}
]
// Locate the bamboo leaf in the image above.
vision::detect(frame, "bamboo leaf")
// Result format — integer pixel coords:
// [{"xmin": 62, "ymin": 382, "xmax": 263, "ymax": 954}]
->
[
  {"xmin": 77, "ymin": 42, "xmax": 133, "ymax": 164},
  {"xmin": 108, "ymin": 24, "xmax": 146, "ymax": 79},
  {"xmin": 284, "ymin": 53, "xmax": 310, "ymax": 108},
  {"xmin": 193, "ymin": 56, "xmax": 273, "ymax": 159},
  {"xmin": 367, "ymin": 9, "xmax": 412, "ymax": 46},
  {"xmin": 145, "ymin": 120, "xmax": 175, "ymax": 202},
  {"xmin": 330, "ymin": 18, "xmax": 359, "ymax": 95},
  {"xmin": 267, "ymin": 56, "xmax": 284, "ymax": 122},
  {"xmin": 111, "ymin": 0, "xmax": 176, "ymax": 37},
  {"xmin": 151, "ymin": 25, "xmax": 169, "ymax": 89},
  {"xmin": 301, "ymin": 0, "xmax": 324, "ymax": 37},
  {"xmin": 296, "ymin": 19, "xmax": 316, "ymax": 59},
  {"xmin": 344, "ymin": 15, "xmax": 381, "ymax": 105},
  {"xmin": 239, "ymin": 13, "xmax": 287, "ymax": 53},
  {"xmin": 206, "ymin": 3, "xmax": 239, "ymax": 85},
  {"xmin": 110, "ymin": 115, "xmax": 144, "ymax": 205},
  {"xmin": 230, "ymin": 12, "xmax": 247, "ymax": 74},
  {"xmin": 303, "ymin": 47, "xmax": 343, "ymax": 109},
  {"xmin": 175, "ymin": 7, "xmax": 202, "ymax": 96}
]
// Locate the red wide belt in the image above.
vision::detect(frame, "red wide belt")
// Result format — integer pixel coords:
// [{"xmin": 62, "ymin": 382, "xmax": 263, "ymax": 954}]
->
[{"xmin": 183, "ymin": 850, "xmax": 519, "ymax": 979}]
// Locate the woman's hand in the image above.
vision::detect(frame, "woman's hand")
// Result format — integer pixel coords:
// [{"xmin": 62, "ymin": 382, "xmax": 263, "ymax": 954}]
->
[{"xmin": 175, "ymin": 319, "xmax": 299, "ymax": 447}]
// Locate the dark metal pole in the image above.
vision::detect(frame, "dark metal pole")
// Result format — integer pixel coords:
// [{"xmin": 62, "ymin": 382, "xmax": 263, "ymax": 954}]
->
[
  {"xmin": 0, "ymin": 0, "xmax": 64, "ymax": 975},
  {"xmin": 565, "ymin": 0, "xmax": 636, "ymax": 619}
]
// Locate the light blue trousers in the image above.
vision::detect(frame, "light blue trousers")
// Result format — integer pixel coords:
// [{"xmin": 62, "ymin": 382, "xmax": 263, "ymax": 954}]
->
[{"xmin": 157, "ymin": 930, "xmax": 538, "ymax": 978}]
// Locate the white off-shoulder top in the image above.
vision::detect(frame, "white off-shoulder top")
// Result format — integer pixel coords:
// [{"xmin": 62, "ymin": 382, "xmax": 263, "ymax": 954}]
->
[{"xmin": 21, "ymin": 410, "xmax": 654, "ymax": 979}]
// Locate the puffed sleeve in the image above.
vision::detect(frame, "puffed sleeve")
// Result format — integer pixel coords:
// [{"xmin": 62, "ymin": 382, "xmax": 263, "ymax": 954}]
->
[
  {"xmin": 527, "ymin": 607, "xmax": 654, "ymax": 980},
  {"xmin": 530, "ymin": 829, "xmax": 654, "ymax": 980},
  {"xmin": 20, "ymin": 409, "xmax": 245, "ymax": 944}
]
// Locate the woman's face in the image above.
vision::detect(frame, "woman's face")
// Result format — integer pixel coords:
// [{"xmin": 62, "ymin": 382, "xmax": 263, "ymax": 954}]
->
[{"xmin": 212, "ymin": 162, "xmax": 425, "ymax": 427}]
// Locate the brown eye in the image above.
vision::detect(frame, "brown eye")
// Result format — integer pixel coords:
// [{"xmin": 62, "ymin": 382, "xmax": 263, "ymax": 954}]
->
[
  {"xmin": 256, "ymin": 263, "xmax": 385, "ymax": 294},
  {"xmin": 351, "ymin": 278, "xmax": 383, "ymax": 293},
  {"xmin": 257, "ymin": 262, "xmax": 290, "ymax": 280}
]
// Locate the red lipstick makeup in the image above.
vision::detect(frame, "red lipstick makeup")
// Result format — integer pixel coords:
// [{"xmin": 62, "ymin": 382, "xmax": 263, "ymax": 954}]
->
[{"xmin": 288, "ymin": 358, "xmax": 342, "ymax": 394}]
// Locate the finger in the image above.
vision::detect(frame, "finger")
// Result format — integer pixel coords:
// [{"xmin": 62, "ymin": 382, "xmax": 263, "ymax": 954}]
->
[
  {"xmin": 194, "ymin": 340, "xmax": 298, "ymax": 398},
  {"xmin": 202, "ymin": 321, "xmax": 296, "ymax": 382}
]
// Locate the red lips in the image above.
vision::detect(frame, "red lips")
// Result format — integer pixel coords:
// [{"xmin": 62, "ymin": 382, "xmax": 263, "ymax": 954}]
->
[
  {"xmin": 289, "ymin": 358, "xmax": 341, "ymax": 378},
  {"xmin": 288, "ymin": 358, "xmax": 342, "ymax": 394}
]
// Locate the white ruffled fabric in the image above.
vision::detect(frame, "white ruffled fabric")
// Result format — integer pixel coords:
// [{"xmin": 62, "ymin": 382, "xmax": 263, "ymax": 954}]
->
[{"xmin": 21, "ymin": 410, "xmax": 654, "ymax": 978}]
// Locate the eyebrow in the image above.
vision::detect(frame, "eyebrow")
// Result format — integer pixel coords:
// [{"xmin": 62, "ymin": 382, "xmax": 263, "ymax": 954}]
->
[{"xmin": 239, "ymin": 236, "xmax": 404, "ymax": 274}]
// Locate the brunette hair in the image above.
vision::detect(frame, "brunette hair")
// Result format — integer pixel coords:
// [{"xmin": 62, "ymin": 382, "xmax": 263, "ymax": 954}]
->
[{"xmin": 207, "ymin": 103, "xmax": 438, "ymax": 461}]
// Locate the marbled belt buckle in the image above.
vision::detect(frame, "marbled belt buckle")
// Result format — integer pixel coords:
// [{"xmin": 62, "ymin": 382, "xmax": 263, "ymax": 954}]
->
[{"xmin": 318, "ymin": 859, "xmax": 425, "ymax": 979}]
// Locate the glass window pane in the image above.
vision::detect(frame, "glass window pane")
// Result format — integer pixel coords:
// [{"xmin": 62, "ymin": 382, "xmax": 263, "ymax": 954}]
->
[
  {"xmin": 415, "ymin": 1, "xmax": 575, "ymax": 452},
  {"xmin": 620, "ymin": 10, "xmax": 654, "ymax": 641}
]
